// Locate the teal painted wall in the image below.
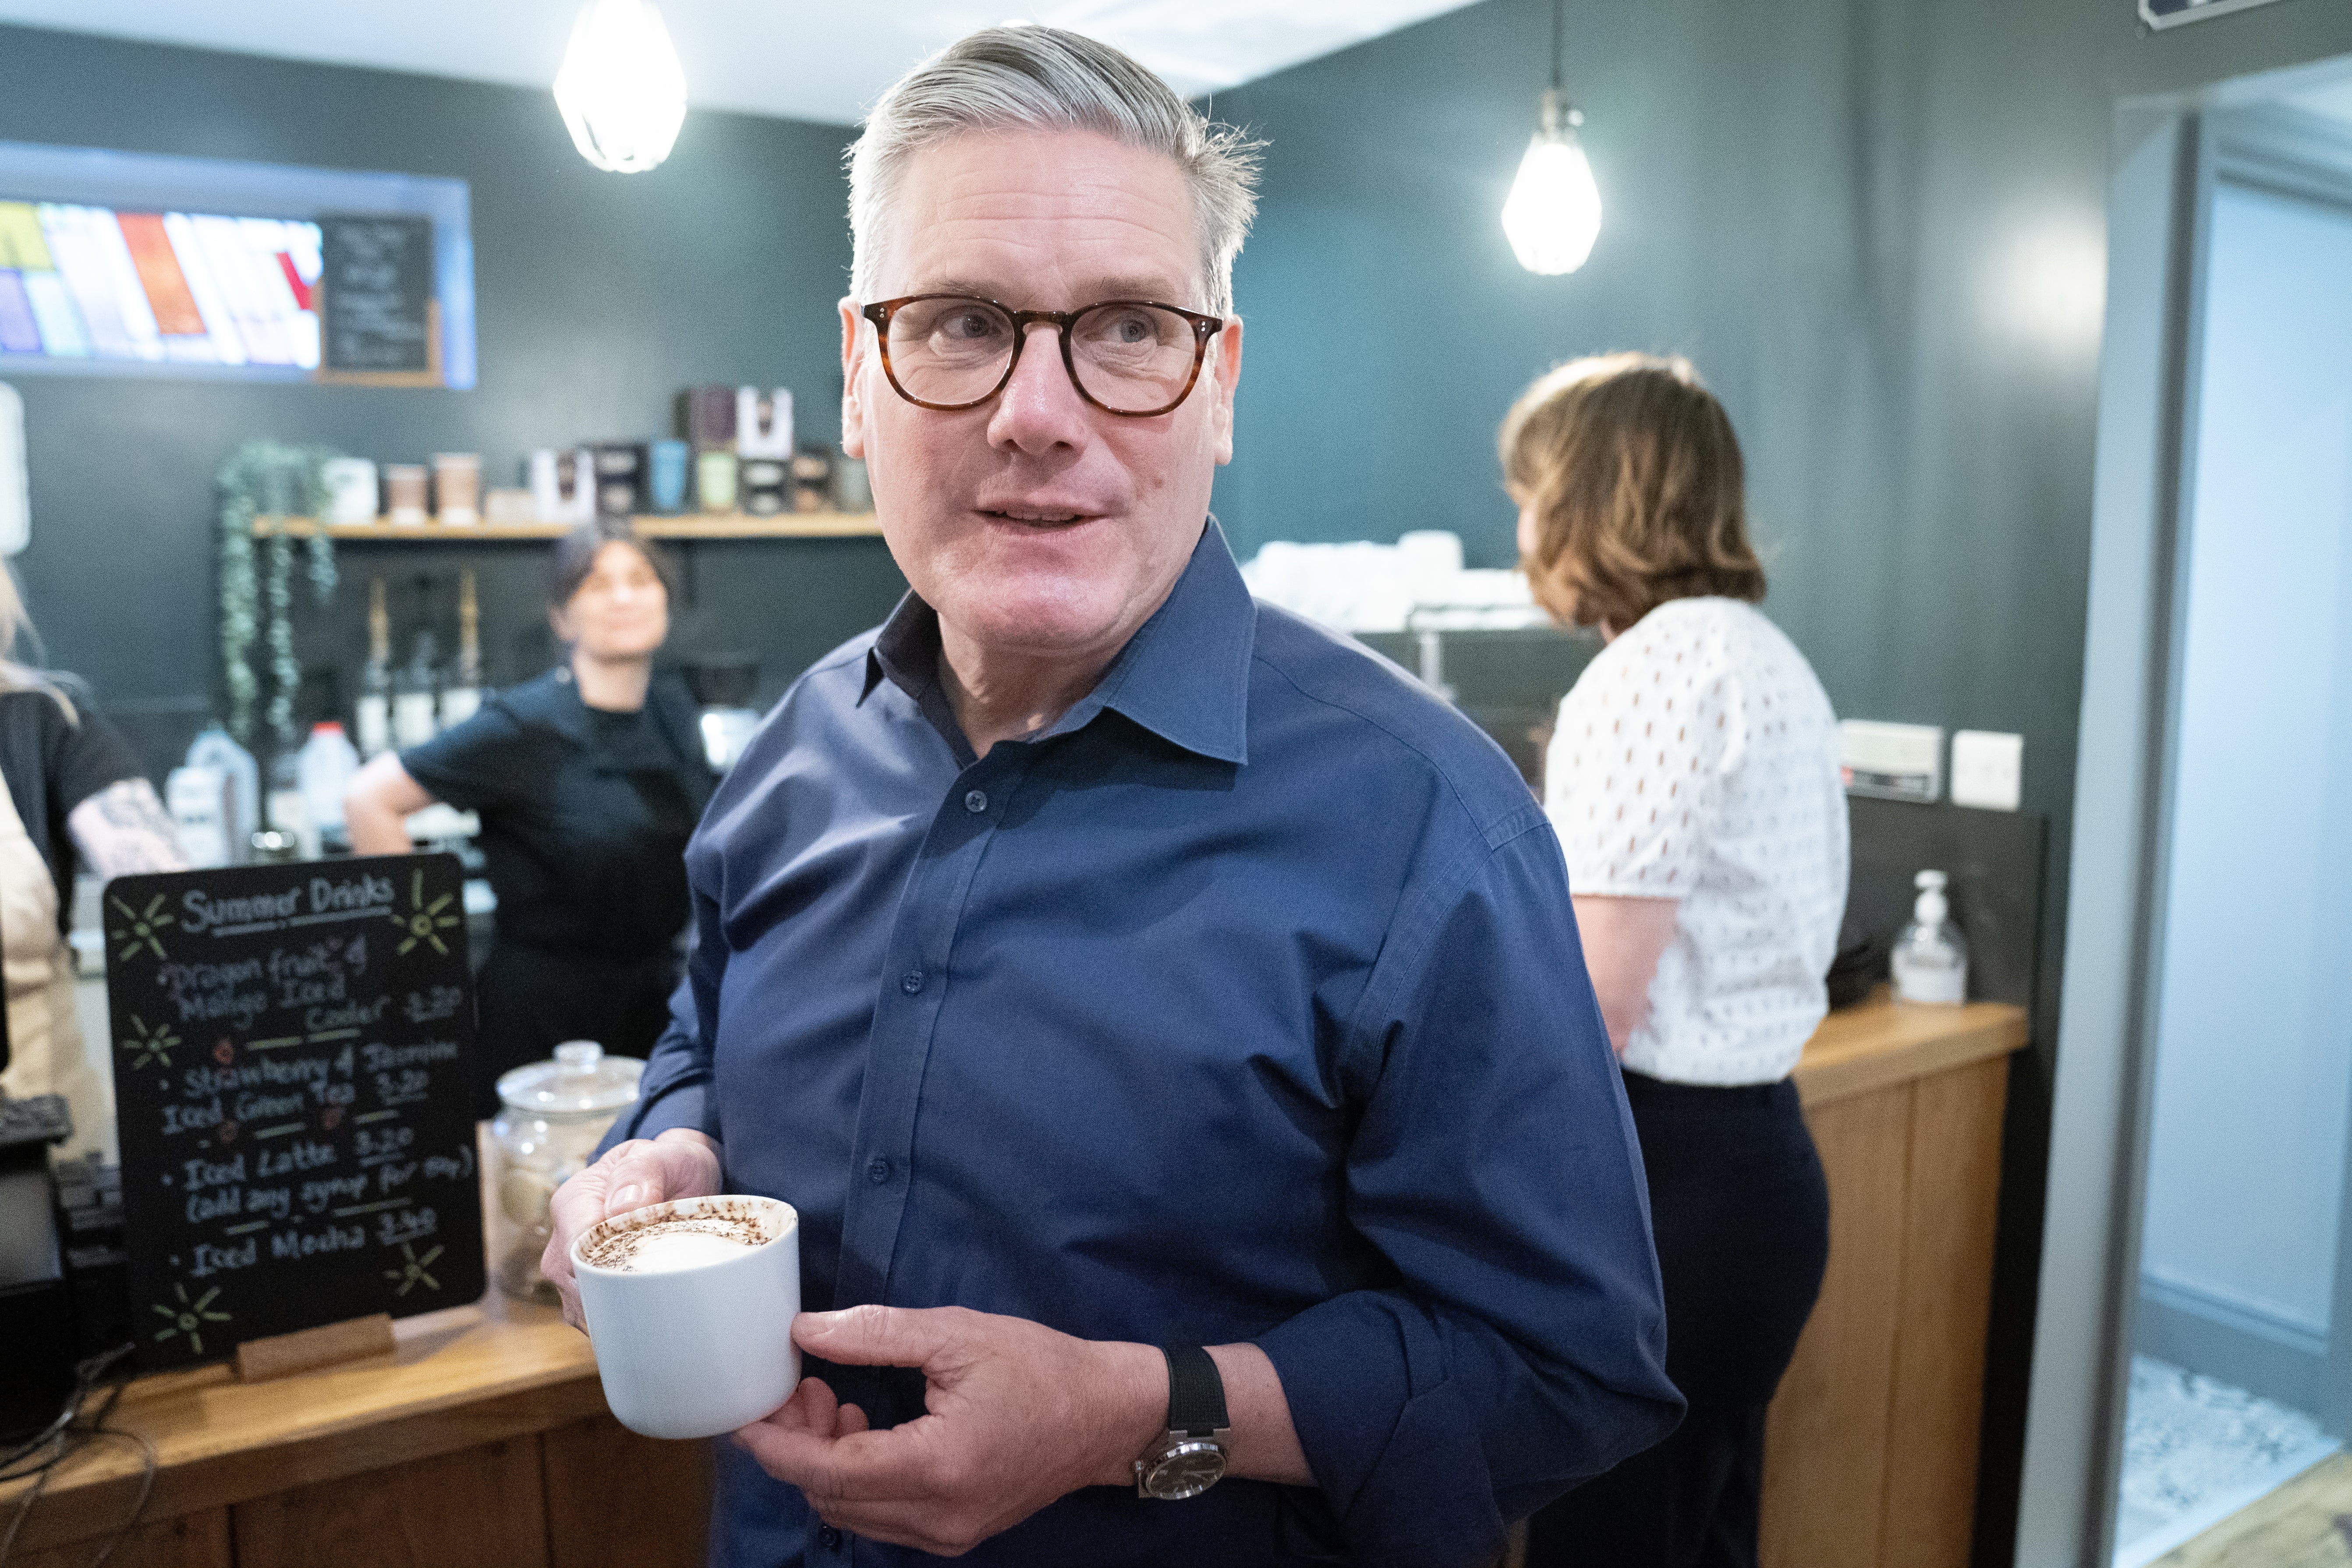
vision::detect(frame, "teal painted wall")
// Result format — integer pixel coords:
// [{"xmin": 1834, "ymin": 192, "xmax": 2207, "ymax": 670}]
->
[
  {"xmin": 1206, "ymin": 3, "xmax": 2352, "ymax": 1559},
  {"xmin": 0, "ymin": 23, "xmax": 904, "ymax": 766},
  {"xmin": 1216, "ymin": 0, "xmax": 2349, "ymax": 844}
]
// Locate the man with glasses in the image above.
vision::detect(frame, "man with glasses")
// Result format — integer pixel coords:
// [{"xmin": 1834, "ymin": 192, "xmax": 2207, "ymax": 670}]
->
[{"xmin": 545, "ymin": 25, "xmax": 1679, "ymax": 1568}]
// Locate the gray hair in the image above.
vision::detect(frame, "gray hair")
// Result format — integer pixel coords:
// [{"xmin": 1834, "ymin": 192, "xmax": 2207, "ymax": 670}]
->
[{"xmin": 848, "ymin": 26, "xmax": 1261, "ymax": 317}]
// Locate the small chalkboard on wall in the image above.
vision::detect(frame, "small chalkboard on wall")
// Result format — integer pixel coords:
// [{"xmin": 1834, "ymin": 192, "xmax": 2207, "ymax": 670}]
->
[
  {"xmin": 105, "ymin": 854, "xmax": 484, "ymax": 1372},
  {"xmin": 317, "ymin": 213, "xmax": 441, "ymax": 386}
]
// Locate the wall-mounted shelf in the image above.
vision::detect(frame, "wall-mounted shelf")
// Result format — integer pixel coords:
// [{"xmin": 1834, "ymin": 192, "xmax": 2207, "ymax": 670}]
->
[{"xmin": 250, "ymin": 513, "xmax": 881, "ymax": 541}]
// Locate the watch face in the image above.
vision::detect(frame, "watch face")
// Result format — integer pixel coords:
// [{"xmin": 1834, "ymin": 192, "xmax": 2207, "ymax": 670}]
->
[{"xmin": 1144, "ymin": 1439, "xmax": 1227, "ymax": 1501}]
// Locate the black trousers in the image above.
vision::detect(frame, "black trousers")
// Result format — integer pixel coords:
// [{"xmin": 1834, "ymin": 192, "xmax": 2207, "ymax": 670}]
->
[{"xmin": 1526, "ymin": 1072, "xmax": 1830, "ymax": 1568}]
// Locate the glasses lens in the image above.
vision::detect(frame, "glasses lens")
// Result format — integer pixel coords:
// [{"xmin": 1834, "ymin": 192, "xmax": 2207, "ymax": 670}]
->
[
  {"xmin": 884, "ymin": 297, "xmax": 1017, "ymax": 406},
  {"xmin": 1071, "ymin": 304, "xmax": 1201, "ymax": 414}
]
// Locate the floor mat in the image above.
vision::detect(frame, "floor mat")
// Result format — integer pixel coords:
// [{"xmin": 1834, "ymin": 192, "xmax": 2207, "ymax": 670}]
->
[{"xmin": 2117, "ymin": 1356, "xmax": 2341, "ymax": 1568}]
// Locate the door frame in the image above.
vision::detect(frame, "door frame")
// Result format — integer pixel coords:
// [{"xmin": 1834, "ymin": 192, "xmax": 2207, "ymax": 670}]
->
[
  {"xmin": 2133, "ymin": 112, "xmax": 2352, "ymax": 1433},
  {"xmin": 2017, "ymin": 63, "xmax": 2352, "ymax": 1568}
]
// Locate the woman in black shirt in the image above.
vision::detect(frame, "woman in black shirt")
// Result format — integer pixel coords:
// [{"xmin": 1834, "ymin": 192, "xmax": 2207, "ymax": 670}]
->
[
  {"xmin": 344, "ymin": 526, "xmax": 715, "ymax": 1115},
  {"xmin": 0, "ymin": 565, "xmax": 185, "ymax": 1151}
]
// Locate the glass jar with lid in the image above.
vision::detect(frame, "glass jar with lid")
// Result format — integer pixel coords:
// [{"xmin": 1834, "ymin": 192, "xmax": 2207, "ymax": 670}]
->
[{"xmin": 490, "ymin": 1040, "xmax": 642, "ymax": 1302}]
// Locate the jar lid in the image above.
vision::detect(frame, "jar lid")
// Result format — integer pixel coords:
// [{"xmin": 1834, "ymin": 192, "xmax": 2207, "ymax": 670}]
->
[{"xmin": 495, "ymin": 1040, "xmax": 644, "ymax": 1115}]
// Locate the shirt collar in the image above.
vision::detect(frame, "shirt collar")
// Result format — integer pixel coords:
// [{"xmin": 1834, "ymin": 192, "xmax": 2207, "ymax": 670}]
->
[{"xmin": 860, "ymin": 520, "xmax": 1254, "ymax": 766}]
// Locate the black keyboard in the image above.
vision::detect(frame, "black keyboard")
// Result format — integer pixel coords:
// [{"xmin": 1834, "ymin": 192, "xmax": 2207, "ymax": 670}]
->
[{"xmin": 0, "ymin": 1094, "xmax": 72, "ymax": 1152}]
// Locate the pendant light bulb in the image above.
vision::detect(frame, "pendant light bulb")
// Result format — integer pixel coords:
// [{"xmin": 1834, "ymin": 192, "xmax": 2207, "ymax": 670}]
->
[
  {"xmin": 553, "ymin": 0, "xmax": 687, "ymax": 174},
  {"xmin": 1502, "ymin": 89, "xmax": 1602, "ymax": 276}
]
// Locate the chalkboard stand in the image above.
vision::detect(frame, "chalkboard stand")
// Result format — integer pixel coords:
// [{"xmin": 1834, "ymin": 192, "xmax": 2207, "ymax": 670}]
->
[
  {"xmin": 313, "ymin": 287, "xmax": 444, "ymax": 389},
  {"xmin": 235, "ymin": 1312, "xmax": 398, "ymax": 1383}
]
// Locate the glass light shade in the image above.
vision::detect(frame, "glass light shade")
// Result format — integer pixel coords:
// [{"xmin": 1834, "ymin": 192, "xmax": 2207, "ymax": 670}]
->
[
  {"xmin": 553, "ymin": 0, "xmax": 687, "ymax": 174},
  {"xmin": 1502, "ymin": 93, "xmax": 1602, "ymax": 276}
]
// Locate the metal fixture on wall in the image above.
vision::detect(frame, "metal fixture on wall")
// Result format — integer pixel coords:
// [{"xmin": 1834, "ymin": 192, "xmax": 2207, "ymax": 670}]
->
[
  {"xmin": 1500, "ymin": 0, "xmax": 1602, "ymax": 275},
  {"xmin": 553, "ymin": 0, "xmax": 688, "ymax": 173}
]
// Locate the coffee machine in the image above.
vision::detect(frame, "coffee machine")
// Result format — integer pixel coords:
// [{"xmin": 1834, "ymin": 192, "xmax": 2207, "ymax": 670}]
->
[{"xmin": 682, "ymin": 654, "xmax": 762, "ymax": 774}]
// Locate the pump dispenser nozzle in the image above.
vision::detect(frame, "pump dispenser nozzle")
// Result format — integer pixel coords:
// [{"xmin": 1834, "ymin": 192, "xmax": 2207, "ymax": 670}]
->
[{"xmin": 1893, "ymin": 868, "xmax": 1968, "ymax": 1004}]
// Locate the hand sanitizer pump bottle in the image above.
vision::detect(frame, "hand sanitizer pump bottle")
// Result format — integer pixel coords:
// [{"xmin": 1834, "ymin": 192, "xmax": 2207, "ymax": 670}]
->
[{"xmin": 1892, "ymin": 869, "xmax": 1969, "ymax": 1005}]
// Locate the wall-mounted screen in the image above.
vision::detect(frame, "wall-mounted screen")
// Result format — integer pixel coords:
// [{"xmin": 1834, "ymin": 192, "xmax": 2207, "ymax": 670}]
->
[
  {"xmin": 0, "ymin": 142, "xmax": 473, "ymax": 388},
  {"xmin": 0, "ymin": 201, "xmax": 323, "ymax": 368}
]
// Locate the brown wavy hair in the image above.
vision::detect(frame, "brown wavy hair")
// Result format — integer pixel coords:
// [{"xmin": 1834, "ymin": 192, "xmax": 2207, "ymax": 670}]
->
[{"xmin": 1500, "ymin": 352, "xmax": 1764, "ymax": 633}]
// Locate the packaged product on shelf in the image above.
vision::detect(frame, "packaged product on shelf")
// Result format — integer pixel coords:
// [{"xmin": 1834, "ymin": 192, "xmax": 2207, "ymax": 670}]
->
[
  {"xmin": 357, "ymin": 576, "xmax": 393, "ymax": 757},
  {"xmin": 697, "ymin": 450, "xmax": 739, "ymax": 514},
  {"xmin": 740, "ymin": 457, "xmax": 789, "ymax": 516},
  {"xmin": 184, "ymin": 725, "xmax": 258, "ymax": 863},
  {"xmin": 736, "ymin": 386, "xmax": 792, "ymax": 458},
  {"xmin": 791, "ymin": 444, "xmax": 834, "ymax": 513},
  {"xmin": 529, "ymin": 447, "xmax": 596, "ymax": 524},
  {"xmin": 648, "ymin": 439, "xmax": 690, "ymax": 513},
  {"xmin": 441, "ymin": 569, "xmax": 484, "ymax": 729},
  {"xmin": 322, "ymin": 457, "xmax": 379, "ymax": 524},
  {"xmin": 433, "ymin": 453, "xmax": 482, "ymax": 525},
  {"xmin": 384, "ymin": 464, "xmax": 429, "ymax": 525},
  {"xmin": 165, "ymin": 765, "xmax": 234, "ymax": 868},
  {"xmin": 297, "ymin": 722, "xmax": 360, "ymax": 852},
  {"xmin": 683, "ymin": 384, "xmax": 736, "ymax": 449},
  {"xmin": 593, "ymin": 442, "xmax": 646, "ymax": 519},
  {"xmin": 395, "ymin": 630, "xmax": 441, "ymax": 748}
]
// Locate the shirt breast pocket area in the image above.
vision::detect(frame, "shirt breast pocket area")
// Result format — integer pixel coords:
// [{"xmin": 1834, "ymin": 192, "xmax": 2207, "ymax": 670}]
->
[{"xmin": 921, "ymin": 979, "xmax": 1354, "ymax": 1240}]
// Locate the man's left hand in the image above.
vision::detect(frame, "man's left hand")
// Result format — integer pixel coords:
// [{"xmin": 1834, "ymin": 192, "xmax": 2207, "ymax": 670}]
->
[{"xmin": 735, "ymin": 1305, "xmax": 1164, "ymax": 1556}]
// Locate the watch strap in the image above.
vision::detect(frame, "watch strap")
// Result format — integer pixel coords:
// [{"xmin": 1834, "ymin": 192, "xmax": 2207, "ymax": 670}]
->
[{"xmin": 1161, "ymin": 1344, "xmax": 1228, "ymax": 1437}]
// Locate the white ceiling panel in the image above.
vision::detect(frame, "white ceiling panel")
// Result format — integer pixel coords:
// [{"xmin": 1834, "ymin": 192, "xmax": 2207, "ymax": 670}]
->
[{"xmin": 0, "ymin": 0, "xmax": 1482, "ymax": 126}]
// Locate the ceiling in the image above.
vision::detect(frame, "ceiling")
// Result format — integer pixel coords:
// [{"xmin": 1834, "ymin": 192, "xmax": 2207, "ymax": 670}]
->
[{"xmin": 0, "ymin": 0, "xmax": 1481, "ymax": 126}]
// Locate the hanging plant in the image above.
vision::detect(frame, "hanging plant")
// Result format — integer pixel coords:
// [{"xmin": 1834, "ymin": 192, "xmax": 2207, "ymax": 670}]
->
[{"xmin": 217, "ymin": 441, "xmax": 339, "ymax": 747}]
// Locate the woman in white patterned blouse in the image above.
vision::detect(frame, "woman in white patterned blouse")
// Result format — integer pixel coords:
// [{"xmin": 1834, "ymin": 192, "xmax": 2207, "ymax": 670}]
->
[{"xmin": 1509, "ymin": 354, "xmax": 1848, "ymax": 1568}]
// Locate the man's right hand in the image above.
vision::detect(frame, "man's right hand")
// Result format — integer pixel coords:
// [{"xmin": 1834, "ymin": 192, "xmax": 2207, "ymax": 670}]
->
[{"xmin": 542, "ymin": 1127, "xmax": 723, "ymax": 1329}]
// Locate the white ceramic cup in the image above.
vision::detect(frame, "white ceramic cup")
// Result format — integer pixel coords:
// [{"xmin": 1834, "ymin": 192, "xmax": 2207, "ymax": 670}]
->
[{"xmin": 571, "ymin": 1194, "xmax": 801, "ymax": 1440}]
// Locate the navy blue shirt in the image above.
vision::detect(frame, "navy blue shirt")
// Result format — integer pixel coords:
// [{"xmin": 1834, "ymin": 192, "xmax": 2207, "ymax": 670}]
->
[{"xmin": 610, "ymin": 524, "xmax": 1679, "ymax": 1568}]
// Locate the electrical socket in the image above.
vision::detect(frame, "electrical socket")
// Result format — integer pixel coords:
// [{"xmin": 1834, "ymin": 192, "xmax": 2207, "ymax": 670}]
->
[{"xmin": 1951, "ymin": 730, "xmax": 2023, "ymax": 811}]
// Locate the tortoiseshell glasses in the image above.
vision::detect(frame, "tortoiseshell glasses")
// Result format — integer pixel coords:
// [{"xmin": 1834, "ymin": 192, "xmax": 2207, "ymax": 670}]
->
[{"xmin": 860, "ymin": 295, "xmax": 1225, "ymax": 418}]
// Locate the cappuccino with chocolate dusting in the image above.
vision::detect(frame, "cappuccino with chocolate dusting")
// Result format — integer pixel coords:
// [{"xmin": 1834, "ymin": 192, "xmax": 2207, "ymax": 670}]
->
[{"xmin": 584, "ymin": 1213, "xmax": 767, "ymax": 1273}]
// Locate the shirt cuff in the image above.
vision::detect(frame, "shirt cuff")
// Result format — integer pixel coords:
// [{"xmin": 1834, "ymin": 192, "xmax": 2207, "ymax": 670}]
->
[{"xmin": 1255, "ymin": 1292, "xmax": 1505, "ymax": 1568}]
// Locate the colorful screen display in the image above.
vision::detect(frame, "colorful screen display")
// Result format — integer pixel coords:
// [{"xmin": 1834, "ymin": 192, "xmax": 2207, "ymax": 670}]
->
[{"xmin": 0, "ymin": 201, "xmax": 322, "ymax": 368}]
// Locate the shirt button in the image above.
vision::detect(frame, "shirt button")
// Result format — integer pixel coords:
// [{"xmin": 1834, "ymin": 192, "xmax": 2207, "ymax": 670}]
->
[
  {"xmin": 900, "ymin": 970, "xmax": 924, "ymax": 994},
  {"xmin": 868, "ymin": 1157, "xmax": 892, "ymax": 1184},
  {"xmin": 964, "ymin": 789, "xmax": 988, "ymax": 814},
  {"xmin": 818, "ymin": 1525, "xmax": 843, "ymax": 1550}
]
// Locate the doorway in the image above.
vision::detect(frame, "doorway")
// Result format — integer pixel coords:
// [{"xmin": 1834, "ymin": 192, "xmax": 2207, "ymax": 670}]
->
[
  {"xmin": 2014, "ymin": 42, "xmax": 2352, "ymax": 1568},
  {"xmin": 2111, "ymin": 126, "xmax": 2352, "ymax": 1567}
]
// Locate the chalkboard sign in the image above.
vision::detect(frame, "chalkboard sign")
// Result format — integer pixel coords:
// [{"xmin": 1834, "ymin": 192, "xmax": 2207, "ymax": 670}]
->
[
  {"xmin": 318, "ymin": 213, "xmax": 437, "ymax": 380},
  {"xmin": 105, "ymin": 854, "xmax": 484, "ymax": 1371}
]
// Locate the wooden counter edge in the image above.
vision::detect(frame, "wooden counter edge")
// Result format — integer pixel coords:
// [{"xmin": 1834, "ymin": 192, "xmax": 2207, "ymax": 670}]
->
[
  {"xmin": 4, "ymin": 1363, "xmax": 609, "ymax": 1554},
  {"xmin": 0, "ymin": 1304, "xmax": 606, "ymax": 1554},
  {"xmin": 1792, "ymin": 999, "xmax": 2029, "ymax": 1109}
]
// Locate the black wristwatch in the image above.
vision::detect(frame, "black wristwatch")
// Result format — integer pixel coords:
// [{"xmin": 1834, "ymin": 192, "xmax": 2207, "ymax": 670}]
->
[{"xmin": 1133, "ymin": 1345, "xmax": 1229, "ymax": 1499}]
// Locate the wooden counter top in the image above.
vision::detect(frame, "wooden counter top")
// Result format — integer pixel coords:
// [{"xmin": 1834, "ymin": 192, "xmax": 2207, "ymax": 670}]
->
[
  {"xmin": 1792, "ymin": 992, "xmax": 2027, "ymax": 1108},
  {"xmin": 5, "ymin": 996, "xmax": 2024, "ymax": 1557},
  {"xmin": 2, "ymin": 1286, "xmax": 604, "ymax": 1556}
]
